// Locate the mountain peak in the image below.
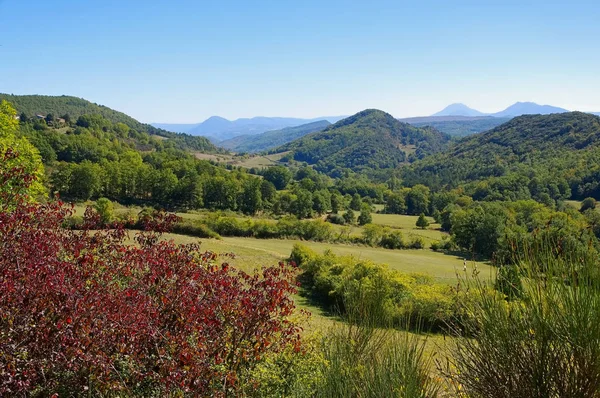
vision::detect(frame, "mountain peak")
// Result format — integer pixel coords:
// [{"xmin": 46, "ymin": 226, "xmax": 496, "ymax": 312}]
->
[
  {"xmin": 432, "ymin": 103, "xmax": 486, "ymax": 117},
  {"xmin": 492, "ymin": 102, "xmax": 569, "ymax": 117}
]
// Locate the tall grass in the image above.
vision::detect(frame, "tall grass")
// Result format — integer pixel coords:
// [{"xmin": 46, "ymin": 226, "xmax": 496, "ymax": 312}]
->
[
  {"xmin": 316, "ymin": 288, "xmax": 441, "ymax": 397},
  {"xmin": 447, "ymin": 235, "xmax": 600, "ymax": 397}
]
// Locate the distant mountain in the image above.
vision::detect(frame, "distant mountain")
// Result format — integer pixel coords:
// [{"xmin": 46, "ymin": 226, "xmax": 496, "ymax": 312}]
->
[
  {"xmin": 492, "ymin": 102, "xmax": 568, "ymax": 117},
  {"xmin": 153, "ymin": 115, "xmax": 346, "ymax": 141},
  {"xmin": 0, "ymin": 93, "xmax": 222, "ymax": 153},
  {"xmin": 219, "ymin": 120, "xmax": 331, "ymax": 153},
  {"xmin": 591, "ymin": 112, "xmax": 600, "ymax": 116},
  {"xmin": 432, "ymin": 103, "xmax": 487, "ymax": 117},
  {"xmin": 275, "ymin": 109, "xmax": 450, "ymax": 176},
  {"xmin": 150, "ymin": 123, "xmax": 199, "ymax": 133},
  {"xmin": 402, "ymin": 116, "xmax": 510, "ymax": 137},
  {"xmin": 403, "ymin": 112, "xmax": 600, "ymax": 192}
]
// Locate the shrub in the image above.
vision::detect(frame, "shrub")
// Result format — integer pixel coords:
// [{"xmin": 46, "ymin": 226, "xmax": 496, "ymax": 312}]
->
[
  {"xmin": 94, "ymin": 197, "xmax": 114, "ymax": 225},
  {"xmin": 415, "ymin": 213, "xmax": 429, "ymax": 229},
  {"xmin": 299, "ymin": 219, "xmax": 333, "ymax": 242},
  {"xmin": 0, "ymin": 157, "xmax": 302, "ymax": 395},
  {"xmin": 172, "ymin": 219, "xmax": 221, "ymax": 239},
  {"xmin": 408, "ymin": 235, "xmax": 425, "ymax": 249},
  {"xmin": 343, "ymin": 209, "xmax": 355, "ymax": 225},
  {"xmin": 361, "ymin": 224, "xmax": 384, "ymax": 246},
  {"xmin": 581, "ymin": 197, "xmax": 597, "ymax": 212},
  {"xmin": 326, "ymin": 213, "xmax": 346, "ymax": 225},
  {"xmin": 380, "ymin": 230, "xmax": 405, "ymax": 249},
  {"xmin": 448, "ymin": 242, "xmax": 600, "ymax": 397},
  {"xmin": 290, "ymin": 245, "xmax": 454, "ymax": 331}
]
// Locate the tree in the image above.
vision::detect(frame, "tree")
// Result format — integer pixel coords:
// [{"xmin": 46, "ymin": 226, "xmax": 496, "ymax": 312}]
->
[
  {"xmin": 0, "ymin": 100, "xmax": 46, "ymax": 201},
  {"xmin": 350, "ymin": 193, "xmax": 362, "ymax": 211},
  {"xmin": 263, "ymin": 166, "xmax": 292, "ymax": 190},
  {"xmin": 94, "ymin": 197, "xmax": 114, "ymax": 225},
  {"xmin": 416, "ymin": 213, "xmax": 430, "ymax": 229},
  {"xmin": 357, "ymin": 204, "xmax": 372, "ymax": 225},
  {"xmin": 239, "ymin": 178, "xmax": 263, "ymax": 215},
  {"xmin": 69, "ymin": 161, "xmax": 103, "ymax": 200},
  {"xmin": 581, "ymin": 197, "xmax": 597, "ymax": 212},
  {"xmin": 331, "ymin": 192, "xmax": 343, "ymax": 214},
  {"xmin": 293, "ymin": 189, "xmax": 313, "ymax": 219},
  {"xmin": 385, "ymin": 192, "xmax": 406, "ymax": 214},
  {"xmin": 260, "ymin": 180, "xmax": 277, "ymax": 204},
  {"xmin": 406, "ymin": 185, "xmax": 430, "ymax": 215},
  {"xmin": 312, "ymin": 190, "xmax": 331, "ymax": 215},
  {"xmin": 343, "ymin": 209, "xmax": 355, "ymax": 225},
  {"xmin": 451, "ymin": 204, "xmax": 508, "ymax": 258}
]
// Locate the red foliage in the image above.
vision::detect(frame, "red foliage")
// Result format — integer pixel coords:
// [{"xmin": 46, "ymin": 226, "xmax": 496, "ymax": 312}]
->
[{"xmin": 0, "ymin": 151, "xmax": 301, "ymax": 396}]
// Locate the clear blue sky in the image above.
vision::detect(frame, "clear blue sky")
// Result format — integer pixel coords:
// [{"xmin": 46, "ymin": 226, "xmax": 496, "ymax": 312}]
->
[{"xmin": 1, "ymin": 0, "xmax": 599, "ymax": 122}]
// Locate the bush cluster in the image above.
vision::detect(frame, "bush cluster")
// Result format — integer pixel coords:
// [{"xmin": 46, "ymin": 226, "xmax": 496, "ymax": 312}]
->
[{"xmin": 290, "ymin": 244, "xmax": 455, "ymax": 331}]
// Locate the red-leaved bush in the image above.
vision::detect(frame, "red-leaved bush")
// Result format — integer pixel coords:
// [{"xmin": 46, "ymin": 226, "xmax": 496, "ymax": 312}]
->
[{"xmin": 0, "ymin": 150, "xmax": 301, "ymax": 396}]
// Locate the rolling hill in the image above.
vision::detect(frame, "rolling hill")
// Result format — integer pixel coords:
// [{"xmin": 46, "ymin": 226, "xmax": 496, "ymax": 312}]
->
[
  {"xmin": 219, "ymin": 120, "xmax": 331, "ymax": 153},
  {"xmin": 0, "ymin": 94, "xmax": 222, "ymax": 153},
  {"xmin": 402, "ymin": 112, "xmax": 600, "ymax": 199},
  {"xmin": 275, "ymin": 109, "xmax": 450, "ymax": 176}
]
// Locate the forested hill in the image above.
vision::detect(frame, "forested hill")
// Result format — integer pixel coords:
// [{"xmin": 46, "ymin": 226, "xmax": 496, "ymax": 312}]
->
[
  {"xmin": 276, "ymin": 109, "xmax": 450, "ymax": 177},
  {"xmin": 0, "ymin": 94, "xmax": 222, "ymax": 153},
  {"xmin": 402, "ymin": 111, "xmax": 600, "ymax": 201},
  {"xmin": 219, "ymin": 120, "xmax": 331, "ymax": 153}
]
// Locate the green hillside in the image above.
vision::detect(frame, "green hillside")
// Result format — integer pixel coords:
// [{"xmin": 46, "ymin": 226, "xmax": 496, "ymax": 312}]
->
[
  {"xmin": 276, "ymin": 109, "xmax": 450, "ymax": 177},
  {"xmin": 0, "ymin": 94, "xmax": 221, "ymax": 153},
  {"xmin": 402, "ymin": 111, "xmax": 600, "ymax": 201},
  {"xmin": 219, "ymin": 120, "xmax": 331, "ymax": 153}
]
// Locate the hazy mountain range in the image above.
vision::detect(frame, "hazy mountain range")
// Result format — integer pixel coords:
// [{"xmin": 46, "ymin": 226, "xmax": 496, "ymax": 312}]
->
[
  {"xmin": 153, "ymin": 101, "xmax": 591, "ymax": 143},
  {"xmin": 432, "ymin": 101, "xmax": 569, "ymax": 118},
  {"xmin": 152, "ymin": 115, "xmax": 346, "ymax": 141}
]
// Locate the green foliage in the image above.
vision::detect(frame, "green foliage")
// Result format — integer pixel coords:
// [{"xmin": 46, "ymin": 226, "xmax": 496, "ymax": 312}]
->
[
  {"xmin": 93, "ymin": 197, "xmax": 114, "ymax": 225},
  {"xmin": 581, "ymin": 197, "xmax": 597, "ymax": 212},
  {"xmin": 316, "ymin": 311, "xmax": 440, "ymax": 398},
  {"xmin": 290, "ymin": 245, "xmax": 455, "ymax": 331},
  {"xmin": 0, "ymin": 101, "xmax": 46, "ymax": 201},
  {"xmin": 350, "ymin": 193, "xmax": 362, "ymax": 211},
  {"xmin": 357, "ymin": 204, "xmax": 372, "ymax": 226},
  {"xmin": 450, "ymin": 202, "xmax": 509, "ymax": 258},
  {"xmin": 278, "ymin": 109, "xmax": 450, "ymax": 177},
  {"xmin": 449, "ymin": 242, "xmax": 600, "ymax": 397},
  {"xmin": 2, "ymin": 94, "xmax": 221, "ymax": 153},
  {"xmin": 410, "ymin": 116, "xmax": 510, "ymax": 137},
  {"xmin": 380, "ymin": 230, "xmax": 405, "ymax": 249},
  {"xmin": 416, "ymin": 213, "xmax": 429, "ymax": 229},
  {"xmin": 403, "ymin": 112, "xmax": 600, "ymax": 204},
  {"xmin": 221, "ymin": 120, "xmax": 330, "ymax": 153},
  {"xmin": 263, "ymin": 165, "xmax": 292, "ymax": 190},
  {"xmin": 343, "ymin": 209, "xmax": 355, "ymax": 225},
  {"xmin": 406, "ymin": 184, "xmax": 430, "ymax": 215},
  {"xmin": 494, "ymin": 265, "xmax": 523, "ymax": 300},
  {"xmin": 384, "ymin": 192, "xmax": 406, "ymax": 214}
]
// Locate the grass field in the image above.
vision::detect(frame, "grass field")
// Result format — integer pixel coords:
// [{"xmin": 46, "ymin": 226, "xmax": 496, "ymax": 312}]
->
[
  {"xmin": 164, "ymin": 234, "xmax": 491, "ymax": 285},
  {"xmin": 565, "ymin": 199, "xmax": 600, "ymax": 213},
  {"xmin": 192, "ymin": 151, "xmax": 288, "ymax": 169}
]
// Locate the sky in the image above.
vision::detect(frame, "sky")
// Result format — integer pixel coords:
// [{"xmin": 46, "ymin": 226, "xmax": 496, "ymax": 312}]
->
[{"xmin": 0, "ymin": 0, "xmax": 599, "ymax": 123}]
